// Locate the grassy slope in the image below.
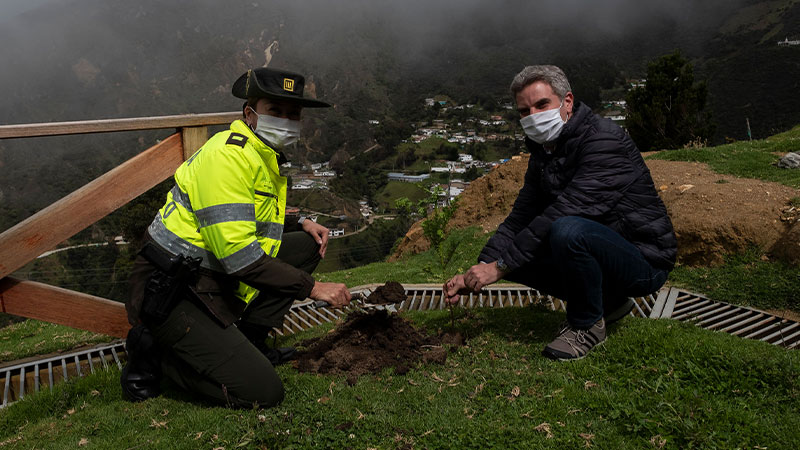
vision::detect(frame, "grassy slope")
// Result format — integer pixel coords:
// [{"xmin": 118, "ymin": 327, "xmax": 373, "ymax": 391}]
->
[
  {"xmin": 648, "ymin": 124, "xmax": 800, "ymax": 310},
  {"xmin": 0, "ymin": 321, "xmax": 113, "ymax": 364},
  {"xmin": 374, "ymin": 180, "xmax": 429, "ymax": 212},
  {"xmin": 3, "ymin": 128, "xmax": 800, "ymax": 447},
  {"xmin": 647, "ymin": 124, "xmax": 800, "ymax": 189},
  {"xmin": 1, "ymin": 308, "xmax": 798, "ymax": 449}
]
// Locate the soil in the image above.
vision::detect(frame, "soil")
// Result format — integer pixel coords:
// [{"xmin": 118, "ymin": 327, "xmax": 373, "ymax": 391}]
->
[
  {"xmin": 391, "ymin": 154, "xmax": 800, "ymax": 266},
  {"xmin": 294, "ymin": 310, "xmax": 457, "ymax": 384},
  {"xmin": 365, "ymin": 281, "xmax": 406, "ymax": 305}
]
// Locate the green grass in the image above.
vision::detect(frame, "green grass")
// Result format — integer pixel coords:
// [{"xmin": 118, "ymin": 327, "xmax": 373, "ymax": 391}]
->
[
  {"xmin": 669, "ymin": 248, "xmax": 800, "ymax": 311},
  {"xmin": 318, "ymin": 227, "xmax": 800, "ymax": 312},
  {"xmin": 646, "ymin": 124, "xmax": 800, "ymax": 188},
  {"xmin": 644, "ymin": 125, "xmax": 800, "ymax": 310},
  {"xmin": 4, "ymin": 126, "xmax": 800, "ymax": 445},
  {"xmin": 1, "ymin": 308, "xmax": 798, "ymax": 449},
  {"xmin": 0, "ymin": 320, "xmax": 113, "ymax": 364},
  {"xmin": 374, "ymin": 180, "xmax": 429, "ymax": 212},
  {"xmin": 316, "ymin": 227, "xmax": 487, "ymax": 286}
]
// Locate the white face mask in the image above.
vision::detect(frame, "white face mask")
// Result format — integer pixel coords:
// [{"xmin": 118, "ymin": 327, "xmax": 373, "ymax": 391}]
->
[
  {"xmin": 519, "ymin": 102, "xmax": 566, "ymax": 144},
  {"xmin": 248, "ymin": 107, "xmax": 301, "ymax": 149}
]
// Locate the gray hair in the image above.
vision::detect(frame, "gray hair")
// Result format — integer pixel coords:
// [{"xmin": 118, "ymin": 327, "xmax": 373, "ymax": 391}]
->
[{"xmin": 510, "ymin": 65, "xmax": 572, "ymax": 99}]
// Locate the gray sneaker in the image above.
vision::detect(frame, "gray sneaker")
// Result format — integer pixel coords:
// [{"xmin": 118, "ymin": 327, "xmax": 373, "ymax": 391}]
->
[{"xmin": 542, "ymin": 318, "xmax": 606, "ymax": 361}]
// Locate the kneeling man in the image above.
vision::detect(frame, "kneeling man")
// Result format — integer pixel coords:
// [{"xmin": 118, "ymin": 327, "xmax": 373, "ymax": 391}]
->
[{"xmin": 444, "ymin": 65, "xmax": 676, "ymax": 361}]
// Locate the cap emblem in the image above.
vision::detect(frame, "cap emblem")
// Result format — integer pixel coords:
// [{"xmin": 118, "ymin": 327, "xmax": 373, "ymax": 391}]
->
[{"xmin": 283, "ymin": 78, "xmax": 295, "ymax": 92}]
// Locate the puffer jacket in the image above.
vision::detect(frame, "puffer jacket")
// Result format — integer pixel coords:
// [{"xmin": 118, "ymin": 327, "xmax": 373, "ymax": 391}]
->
[{"xmin": 479, "ymin": 101, "xmax": 677, "ymax": 272}]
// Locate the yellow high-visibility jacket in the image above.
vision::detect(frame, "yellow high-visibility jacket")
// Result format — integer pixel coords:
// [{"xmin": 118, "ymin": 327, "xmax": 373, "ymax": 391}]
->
[{"xmin": 147, "ymin": 120, "xmax": 290, "ymax": 305}]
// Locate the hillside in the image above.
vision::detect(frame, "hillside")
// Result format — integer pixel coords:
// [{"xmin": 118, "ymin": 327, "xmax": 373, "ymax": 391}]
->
[
  {"xmin": 392, "ymin": 148, "xmax": 800, "ymax": 267},
  {"xmin": 2, "ymin": 0, "xmax": 800, "ymax": 235}
]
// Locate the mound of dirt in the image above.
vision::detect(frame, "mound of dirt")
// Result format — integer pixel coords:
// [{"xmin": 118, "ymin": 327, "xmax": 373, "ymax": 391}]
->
[
  {"xmin": 391, "ymin": 155, "xmax": 800, "ymax": 266},
  {"xmin": 390, "ymin": 156, "xmax": 529, "ymax": 260},
  {"xmin": 647, "ymin": 159, "xmax": 800, "ymax": 265},
  {"xmin": 365, "ymin": 281, "xmax": 406, "ymax": 304},
  {"xmin": 294, "ymin": 310, "xmax": 453, "ymax": 385}
]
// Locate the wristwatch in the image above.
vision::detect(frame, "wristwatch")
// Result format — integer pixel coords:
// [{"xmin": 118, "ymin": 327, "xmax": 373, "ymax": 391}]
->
[
  {"xmin": 495, "ymin": 258, "xmax": 509, "ymax": 273},
  {"xmin": 297, "ymin": 216, "xmax": 307, "ymax": 225}
]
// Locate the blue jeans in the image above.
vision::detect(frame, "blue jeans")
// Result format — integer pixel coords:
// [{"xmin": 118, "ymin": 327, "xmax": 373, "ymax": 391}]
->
[{"xmin": 504, "ymin": 216, "xmax": 668, "ymax": 329}]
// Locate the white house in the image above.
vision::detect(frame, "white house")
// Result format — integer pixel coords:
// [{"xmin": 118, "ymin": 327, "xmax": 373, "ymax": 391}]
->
[
  {"xmin": 292, "ymin": 179, "xmax": 314, "ymax": 190},
  {"xmin": 778, "ymin": 37, "xmax": 800, "ymax": 46},
  {"xmin": 388, "ymin": 172, "xmax": 430, "ymax": 183}
]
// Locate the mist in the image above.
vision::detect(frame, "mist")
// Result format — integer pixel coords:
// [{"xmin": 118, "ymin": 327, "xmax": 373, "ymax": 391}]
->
[
  {"xmin": 1, "ymin": 0, "xmax": 796, "ymax": 234},
  {"xmin": 0, "ymin": 0, "xmax": 751, "ymax": 123}
]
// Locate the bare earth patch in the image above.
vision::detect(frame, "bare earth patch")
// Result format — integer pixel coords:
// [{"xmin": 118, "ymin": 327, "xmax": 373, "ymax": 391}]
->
[
  {"xmin": 294, "ymin": 310, "xmax": 457, "ymax": 385},
  {"xmin": 393, "ymin": 155, "xmax": 800, "ymax": 266},
  {"xmin": 647, "ymin": 159, "xmax": 800, "ymax": 265}
]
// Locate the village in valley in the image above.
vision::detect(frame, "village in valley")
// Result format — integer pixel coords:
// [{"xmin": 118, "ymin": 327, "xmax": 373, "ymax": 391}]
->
[
  {"xmin": 280, "ymin": 96, "xmax": 522, "ymax": 236},
  {"xmin": 283, "ymin": 92, "xmax": 634, "ymax": 238}
]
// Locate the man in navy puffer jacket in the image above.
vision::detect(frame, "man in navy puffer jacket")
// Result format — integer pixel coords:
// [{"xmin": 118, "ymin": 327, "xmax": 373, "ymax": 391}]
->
[{"xmin": 444, "ymin": 65, "xmax": 676, "ymax": 361}]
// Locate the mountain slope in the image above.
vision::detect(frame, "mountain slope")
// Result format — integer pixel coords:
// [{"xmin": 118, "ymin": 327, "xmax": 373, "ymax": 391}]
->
[{"xmin": 392, "ymin": 151, "xmax": 800, "ymax": 266}]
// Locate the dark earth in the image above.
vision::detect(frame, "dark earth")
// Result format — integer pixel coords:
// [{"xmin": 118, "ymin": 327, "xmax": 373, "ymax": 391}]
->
[
  {"xmin": 294, "ymin": 309, "xmax": 457, "ymax": 385},
  {"xmin": 364, "ymin": 280, "xmax": 406, "ymax": 305}
]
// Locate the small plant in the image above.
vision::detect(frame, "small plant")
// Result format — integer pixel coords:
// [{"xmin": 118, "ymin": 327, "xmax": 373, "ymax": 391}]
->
[
  {"xmin": 421, "ymin": 198, "xmax": 459, "ymax": 273},
  {"xmin": 682, "ymin": 136, "xmax": 708, "ymax": 149},
  {"xmin": 789, "ymin": 197, "xmax": 800, "ymax": 208}
]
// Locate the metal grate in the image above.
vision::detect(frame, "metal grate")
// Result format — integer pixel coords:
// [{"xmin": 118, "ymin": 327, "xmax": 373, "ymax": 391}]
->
[
  {"xmin": 292, "ymin": 284, "xmax": 798, "ymax": 349},
  {"xmin": 2, "ymin": 284, "xmax": 796, "ymax": 408},
  {"xmin": 649, "ymin": 287, "xmax": 800, "ymax": 348},
  {"xmin": 1, "ymin": 341, "xmax": 125, "ymax": 409},
  {"xmin": 278, "ymin": 284, "xmax": 657, "ymax": 335}
]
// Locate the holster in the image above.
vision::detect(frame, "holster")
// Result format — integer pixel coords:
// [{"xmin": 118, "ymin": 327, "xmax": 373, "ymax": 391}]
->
[{"xmin": 140, "ymin": 242, "xmax": 202, "ymax": 325}]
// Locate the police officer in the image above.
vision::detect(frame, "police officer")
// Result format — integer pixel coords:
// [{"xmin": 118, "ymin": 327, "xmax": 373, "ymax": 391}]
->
[{"xmin": 122, "ymin": 67, "xmax": 351, "ymax": 408}]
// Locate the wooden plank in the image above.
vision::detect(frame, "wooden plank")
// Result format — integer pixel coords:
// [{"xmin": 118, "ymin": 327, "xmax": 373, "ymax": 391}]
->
[
  {"xmin": 0, "ymin": 278, "xmax": 129, "ymax": 338},
  {"xmin": 0, "ymin": 112, "xmax": 239, "ymax": 139},
  {"xmin": 0, "ymin": 133, "xmax": 184, "ymax": 279},
  {"xmin": 181, "ymin": 126, "xmax": 208, "ymax": 160}
]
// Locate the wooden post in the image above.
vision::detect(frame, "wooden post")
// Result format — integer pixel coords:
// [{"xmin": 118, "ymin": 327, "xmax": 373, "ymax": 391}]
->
[{"xmin": 181, "ymin": 126, "xmax": 208, "ymax": 160}]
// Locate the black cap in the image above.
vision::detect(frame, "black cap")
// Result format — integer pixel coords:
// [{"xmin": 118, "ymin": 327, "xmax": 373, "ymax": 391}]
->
[{"xmin": 232, "ymin": 68, "xmax": 331, "ymax": 108}]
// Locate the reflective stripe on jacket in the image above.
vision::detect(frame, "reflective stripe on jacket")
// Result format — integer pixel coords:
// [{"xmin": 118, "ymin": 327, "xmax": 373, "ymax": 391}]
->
[{"xmin": 148, "ymin": 119, "xmax": 287, "ymax": 304}]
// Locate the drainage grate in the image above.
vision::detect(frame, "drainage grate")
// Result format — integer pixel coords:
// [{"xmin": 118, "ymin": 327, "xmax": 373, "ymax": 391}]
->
[
  {"xmin": 290, "ymin": 284, "xmax": 799, "ymax": 349},
  {"xmin": 2, "ymin": 285, "xmax": 796, "ymax": 408},
  {"xmin": 277, "ymin": 284, "xmax": 658, "ymax": 336},
  {"xmin": 1, "ymin": 341, "xmax": 125, "ymax": 409},
  {"xmin": 650, "ymin": 288, "xmax": 800, "ymax": 349}
]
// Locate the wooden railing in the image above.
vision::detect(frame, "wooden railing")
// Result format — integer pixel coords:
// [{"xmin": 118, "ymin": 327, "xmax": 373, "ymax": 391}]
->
[{"xmin": 0, "ymin": 112, "xmax": 240, "ymax": 338}]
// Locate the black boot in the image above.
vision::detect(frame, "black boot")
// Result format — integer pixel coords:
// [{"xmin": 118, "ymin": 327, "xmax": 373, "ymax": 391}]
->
[
  {"xmin": 121, "ymin": 324, "xmax": 162, "ymax": 402},
  {"xmin": 237, "ymin": 322, "xmax": 297, "ymax": 366}
]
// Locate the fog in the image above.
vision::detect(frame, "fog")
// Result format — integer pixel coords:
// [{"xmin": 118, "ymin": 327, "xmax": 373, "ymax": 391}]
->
[
  {"xmin": 0, "ymin": 0, "xmax": 751, "ymax": 123},
  {"xmin": 0, "ymin": 0, "xmax": 794, "ymax": 234}
]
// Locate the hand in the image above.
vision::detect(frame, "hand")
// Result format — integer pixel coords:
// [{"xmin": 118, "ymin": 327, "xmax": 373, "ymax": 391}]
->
[
  {"xmin": 443, "ymin": 274, "xmax": 473, "ymax": 305},
  {"xmin": 302, "ymin": 220, "xmax": 330, "ymax": 258},
  {"xmin": 463, "ymin": 262, "xmax": 504, "ymax": 293},
  {"xmin": 310, "ymin": 281, "xmax": 351, "ymax": 308}
]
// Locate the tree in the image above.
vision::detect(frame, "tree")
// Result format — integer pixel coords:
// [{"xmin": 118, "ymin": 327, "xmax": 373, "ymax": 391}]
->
[{"xmin": 625, "ymin": 51, "xmax": 715, "ymax": 151}]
